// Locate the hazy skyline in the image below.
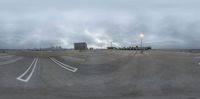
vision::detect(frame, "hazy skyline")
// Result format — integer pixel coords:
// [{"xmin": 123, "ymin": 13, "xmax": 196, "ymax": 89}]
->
[{"xmin": 0, "ymin": 0, "xmax": 200, "ymax": 49}]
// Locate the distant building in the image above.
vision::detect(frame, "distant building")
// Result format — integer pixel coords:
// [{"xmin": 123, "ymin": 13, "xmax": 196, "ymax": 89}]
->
[
  {"xmin": 89, "ymin": 47, "xmax": 94, "ymax": 50},
  {"xmin": 74, "ymin": 42, "xmax": 88, "ymax": 50}
]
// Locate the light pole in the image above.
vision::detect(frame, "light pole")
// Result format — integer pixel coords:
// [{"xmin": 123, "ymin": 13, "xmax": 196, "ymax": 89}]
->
[{"xmin": 140, "ymin": 33, "xmax": 144, "ymax": 47}]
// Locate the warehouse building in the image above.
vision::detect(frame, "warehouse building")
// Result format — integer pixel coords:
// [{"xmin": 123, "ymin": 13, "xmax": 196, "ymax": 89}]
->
[{"xmin": 74, "ymin": 42, "xmax": 88, "ymax": 50}]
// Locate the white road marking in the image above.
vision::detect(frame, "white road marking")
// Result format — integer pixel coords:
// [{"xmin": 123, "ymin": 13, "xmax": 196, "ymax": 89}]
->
[
  {"xmin": 0, "ymin": 57, "xmax": 23, "ymax": 66},
  {"xmin": 144, "ymin": 51, "xmax": 150, "ymax": 55},
  {"xmin": 50, "ymin": 57, "xmax": 78, "ymax": 72},
  {"xmin": 135, "ymin": 53, "xmax": 138, "ymax": 57},
  {"xmin": 133, "ymin": 51, "xmax": 141, "ymax": 57},
  {"xmin": 135, "ymin": 52, "xmax": 141, "ymax": 57},
  {"xmin": 133, "ymin": 51, "xmax": 150, "ymax": 56},
  {"xmin": 132, "ymin": 51, "xmax": 137, "ymax": 55},
  {"xmin": 16, "ymin": 58, "xmax": 38, "ymax": 82}
]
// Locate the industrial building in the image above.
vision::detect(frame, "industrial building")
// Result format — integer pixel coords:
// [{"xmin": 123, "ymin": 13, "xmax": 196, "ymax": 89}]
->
[{"xmin": 74, "ymin": 42, "xmax": 88, "ymax": 50}]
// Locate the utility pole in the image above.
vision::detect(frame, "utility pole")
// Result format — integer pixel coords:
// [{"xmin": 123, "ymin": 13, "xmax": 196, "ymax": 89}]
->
[
  {"xmin": 140, "ymin": 33, "xmax": 144, "ymax": 47},
  {"xmin": 140, "ymin": 33, "xmax": 144, "ymax": 53}
]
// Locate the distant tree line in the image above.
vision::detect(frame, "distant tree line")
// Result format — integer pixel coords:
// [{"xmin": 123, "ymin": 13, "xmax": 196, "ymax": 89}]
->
[{"xmin": 107, "ymin": 46, "xmax": 151, "ymax": 50}]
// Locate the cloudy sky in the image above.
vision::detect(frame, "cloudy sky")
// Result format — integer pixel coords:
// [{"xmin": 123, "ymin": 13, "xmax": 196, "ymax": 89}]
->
[{"xmin": 0, "ymin": 0, "xmax": 200, "ymax": 49}]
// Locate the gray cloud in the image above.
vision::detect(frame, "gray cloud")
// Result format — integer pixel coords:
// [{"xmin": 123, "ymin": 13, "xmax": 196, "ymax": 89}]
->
[{"xmin": 0, "ymin": 0, "xmax": 200, "ymax": 49}]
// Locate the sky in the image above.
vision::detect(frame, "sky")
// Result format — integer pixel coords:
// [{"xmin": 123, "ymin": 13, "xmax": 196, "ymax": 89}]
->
[{"xmin": 0, "ymin": 0, "xmax": 200, "ymax": 49}]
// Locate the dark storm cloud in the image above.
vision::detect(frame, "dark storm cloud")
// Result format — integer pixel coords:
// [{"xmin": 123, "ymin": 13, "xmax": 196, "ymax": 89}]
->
[{"xmin": 0, "ymin": 0, "xmax": 200, "ymax": 49}]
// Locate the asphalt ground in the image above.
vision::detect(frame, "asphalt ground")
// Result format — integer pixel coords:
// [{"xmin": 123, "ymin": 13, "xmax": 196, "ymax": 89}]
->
[{"xmin": 0, "ymin": 50, "xmax": 200, "ymax": 99}]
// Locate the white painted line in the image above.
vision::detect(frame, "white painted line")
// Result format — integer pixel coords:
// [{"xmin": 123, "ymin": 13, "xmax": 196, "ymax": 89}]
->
[
  {"xmin": 16, "ymin": 58, "xmax": 38, "ymax": 82},
  {"xmin": 0, "ymin": 57, "xmax": 23, "ymax": 66},
  {"xmin": 132, "ymin": 51, "xmax": 136, "ymax": 54},
  {"xmin": 144, "ymin": 52, "xmax": 150, "ymax": 55},
  {"xmin": 134, "ymin": 52, "xmax": 139, "ymax": 57},
  {"xmin": 49, "ymin": 57, "xmax": 77, "ymax": 72},
  {"xmin": 50, "ymin": 57, "xmax": 77, "ymax": 70},
  {"xmin": 50, "ymin": 57, "xmax": 78, "ymax": 72},
  {"xmin": 137, "ymin": 52, "xmax": 142, "ymax": 56}
]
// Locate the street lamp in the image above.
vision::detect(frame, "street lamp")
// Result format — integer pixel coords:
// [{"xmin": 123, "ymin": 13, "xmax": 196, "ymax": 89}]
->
[{"xmin": 140, "ymin": 33, "xmax": 144, "ymax": 47}]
